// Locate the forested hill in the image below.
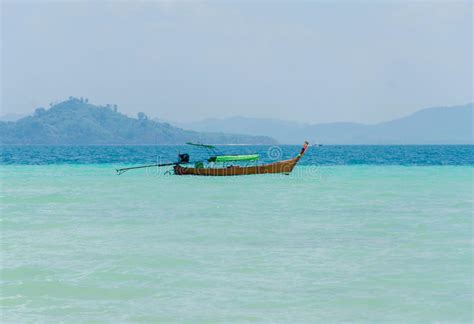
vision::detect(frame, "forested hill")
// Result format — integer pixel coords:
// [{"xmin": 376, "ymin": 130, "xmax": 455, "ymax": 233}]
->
[{"xmin": 0, "ymin": 99, "xmax": 276, "ymax": 145}]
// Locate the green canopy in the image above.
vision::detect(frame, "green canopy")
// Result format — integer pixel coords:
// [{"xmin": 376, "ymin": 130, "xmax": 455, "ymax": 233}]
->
[{"xmin": 208, "ymin": 154, "xmax": 259, "ymax": 163}]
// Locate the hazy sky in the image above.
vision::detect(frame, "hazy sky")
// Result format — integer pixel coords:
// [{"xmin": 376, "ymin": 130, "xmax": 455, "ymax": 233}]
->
[{"xmin": 1, "ymin": 1, "xmax": 472, "ymax": 123}]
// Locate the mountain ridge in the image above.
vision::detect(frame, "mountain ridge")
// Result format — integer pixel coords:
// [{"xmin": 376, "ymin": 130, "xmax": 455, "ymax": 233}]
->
[
  {"xmin": 175, "ymin": 104, "xmax": 473, "ymax": 144},
  {"xmin": 0, "ymin": 98, "xmax": 276, "ymax": 145}
]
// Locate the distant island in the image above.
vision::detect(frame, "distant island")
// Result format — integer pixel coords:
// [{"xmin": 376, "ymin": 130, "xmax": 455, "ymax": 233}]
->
[
  {"xmin": 0, "ymin": 98, "xmax": 276, "ymax": 145},
  {"xmin": 176, "ymin": 103, "xmax": 474, "ymax": 144},
  {"xmin": 2, "ymin": 99, "xmax": 472, "ymax": 145}
]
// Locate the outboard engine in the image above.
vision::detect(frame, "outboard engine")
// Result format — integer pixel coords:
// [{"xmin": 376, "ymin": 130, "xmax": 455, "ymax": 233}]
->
[{"xmin": 178, "ymin": 153, "xmax": 190, "ymax": 164}]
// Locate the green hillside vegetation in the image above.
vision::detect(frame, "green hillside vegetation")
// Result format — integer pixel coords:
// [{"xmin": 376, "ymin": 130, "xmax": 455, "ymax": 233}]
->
[{"xmin": 0, "ymin": 98, "xmax": 276, "ymax": 145}]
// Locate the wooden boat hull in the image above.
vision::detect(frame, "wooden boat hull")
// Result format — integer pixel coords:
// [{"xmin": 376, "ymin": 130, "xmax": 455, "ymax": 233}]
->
[
  {"xmin": 174, "ymin": 142, "xmax": 308, "ymax": 176},
  {"xmin": 174, "ymin": 157, "xmax": 299, "ymax": 176}
]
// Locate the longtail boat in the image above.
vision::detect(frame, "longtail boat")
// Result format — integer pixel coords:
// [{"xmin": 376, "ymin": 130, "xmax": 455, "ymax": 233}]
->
[
  {"xmin": 116, "ymin": 141, "xmax": 309, "ymax": 176},
  {"xmin": 174, "ymin": 142, "xmax": 308, "ymax": 176}
]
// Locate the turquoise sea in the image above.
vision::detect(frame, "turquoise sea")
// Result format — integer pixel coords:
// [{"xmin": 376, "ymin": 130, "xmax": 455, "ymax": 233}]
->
[{"xmin": 1, "ymin": 146, "xmax": 473, "ymax": 322}]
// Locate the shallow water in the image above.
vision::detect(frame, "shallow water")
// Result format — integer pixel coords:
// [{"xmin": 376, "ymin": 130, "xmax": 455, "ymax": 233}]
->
[
  {"xmin": 1, "ymin": 156, "xmax": 472, "ymax": 322},
  {"xmin": 0, "ymin": 146, "xmax": 474, "ymax": 323}
]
